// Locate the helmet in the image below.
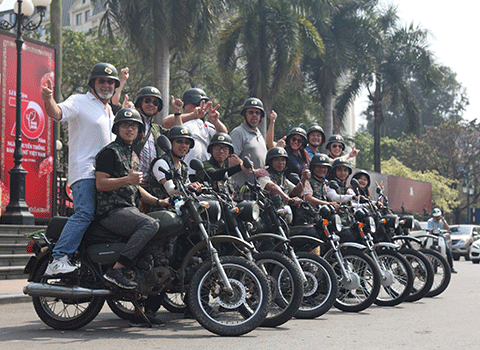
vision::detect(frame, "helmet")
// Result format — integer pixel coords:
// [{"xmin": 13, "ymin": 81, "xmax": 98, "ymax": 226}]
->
[
  {"xmin": 432, "ymin": 208, "xmax": 442, "ymax": 217},
  {"xmin": 168, "ymin": 125, "xmax": 195, "ymax": 148},
  {"xmin": 134, "ymin": 86, "xmax": 163, "ymax": 111},
  {"xmin": 265, "ymin": 147, "xmax": 288, "ymax": 166},
  {"xmin": 352, "ymin": 169, "xmax": 371, "ymax": 187},
  {"xmin": 330, "ymin": 158, "xmax": 352, "ymax": 175},
  {"xmin": 112, "ymin": 108, "xmax": 144, "ymax": 135},
  {"xmin": 325, "ymin": 134, "xmax": 346, "ymax": 150},
  {"xmin": 182, "ymin": 88, "xmax": 210, "ymax": 106},
  {"xmin": 307, "ymin": 125, "xmax": 326, "ymax": 146},
  {"xmin": 240, "ymin": 97, "xmax": 265, "ymax": 119},
  {"xmin": 207, "ymin": 132, "xmax": 233, "ymax": 154},
  {"xmin": 88, "ymin": 63, "xmax": 120, "ymax": 88},
  {"xmin": 309, "ymin": 154, "xmax": 331, "ymax": 171},
  {"xmin": 286, "ymin": 127, "xmax": 307, "ymax": 147}
]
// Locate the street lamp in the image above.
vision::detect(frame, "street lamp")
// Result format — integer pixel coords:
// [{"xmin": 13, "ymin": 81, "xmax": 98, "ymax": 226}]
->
[
  {"xmin": 0, "ymin": 0, "xmax": 51, "ymax": 225},
  {"xmin": 462, "ymin": 177, "xmax": 475, "ymax": 223}
]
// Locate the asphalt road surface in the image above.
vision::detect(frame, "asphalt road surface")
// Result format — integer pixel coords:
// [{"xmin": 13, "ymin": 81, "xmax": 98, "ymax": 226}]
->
[{"xmin": 1, "ymin": 259, "xmax": 478, "ymax": 350}]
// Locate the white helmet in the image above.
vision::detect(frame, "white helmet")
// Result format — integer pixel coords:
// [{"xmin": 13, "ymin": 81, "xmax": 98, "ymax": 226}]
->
[{"xmin": 432, "ymin": 208, "xmax": 442, "ymax": 217}]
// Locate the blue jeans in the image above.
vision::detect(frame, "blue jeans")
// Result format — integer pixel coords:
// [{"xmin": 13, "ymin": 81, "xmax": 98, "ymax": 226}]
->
[{"xmin": 52, "ymin": 179, "xmax": 96, "ymax": 259}]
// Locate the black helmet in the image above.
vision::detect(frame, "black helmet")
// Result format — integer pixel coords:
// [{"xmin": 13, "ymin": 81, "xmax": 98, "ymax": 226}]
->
[
  {"xmin": 309, "ymin": 154, "xmax": 331, "ymax": 171},
  {"xmin": 240, "ymin": 97, "xmax": 265, "ymax": 119},
  {"xmin": 307, "ymin": 125, "xmax": 326, "ymax": 146},
  {"xmin": 134, "ymin": 86, "xmax": 163, "ymax": 111},
  {"xmin": 352, "ymin": 169, "xmax": 371, "ymax": 187},
  {"xmin": 325, "ymin": 134, "xmax": 346, "ymax": 150},
  {"xmin": 168, "ymin": 125, "xmax": 195, "ymax": 148},
  {"xmin": 207, "ymin": 132, "xmax": 234, "ymax": 154},
  {"xmin": 330, "ymin": 158, "xmax": 352, "ymax": 175},
  {"xmin": 88, "ymin": 63, "xmax": 120, "ymax": 88},
  {"xmin": 265, "ymin": 147, "xmax": 288, "ymax": 166},
  {"xmin": 112, "ymin": 108, "xmax": 144, "ymax": 135},
  {"xmin": 286, "ymin": 127, "xmax": 307, "ymax": 147},
  {"xmin": 182, "ymin": 88, "xmax": 210, "ymax": 106}
]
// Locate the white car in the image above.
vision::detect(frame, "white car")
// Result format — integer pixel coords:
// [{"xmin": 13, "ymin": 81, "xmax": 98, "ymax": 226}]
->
[
  {"xmin": 450, "ymin": 225, "xmax": 480, "ymax": 261},
  {"xmin": 469, "ymin": 238, "xmax": 480, "ymax": 264}
]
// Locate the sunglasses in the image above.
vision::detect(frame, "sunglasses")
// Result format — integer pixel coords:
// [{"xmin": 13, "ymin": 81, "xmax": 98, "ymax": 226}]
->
[
  {"xmin": 143, "ymin": 97, "xmax": 160, "ymax": 106},
  {"xmin": 247, "ymin": 110, "xmax": 261, "ymax": 116},
  {"xmin": 119, "ymin": 122, "xmax": 139, "ymax": 130},
  {"xmin": 97, "ymin": 78, "xmax": 115, "ymax": 85},
  {"xmin": 331, "ymin": 144, "xmax": 343, "ymax": 149},
  {"xmin": 212, "ymin": 145, "xmax": 230, "ymax": 152},
  {"xmin": 174, "ymin": 139, "xmax": 191, "ymax": 145},
  {"xmin": 291, "ymin": 137, "xmax": 304, "ymax": 144}
]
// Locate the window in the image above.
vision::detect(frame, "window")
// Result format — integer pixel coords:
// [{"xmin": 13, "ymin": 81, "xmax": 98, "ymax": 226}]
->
[
  {"xmin": 85, "ymin": 10, "xmax": 90, "ymax": 22},
  {"xmin": 76, "ymin": 13, "xmax": 82, "ymax": 25}
]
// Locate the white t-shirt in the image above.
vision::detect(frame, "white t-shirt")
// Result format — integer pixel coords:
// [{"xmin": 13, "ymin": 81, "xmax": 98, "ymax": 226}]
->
[
  {"xmin": 181, "ymin": 119, "xmax": 216, "ymax": 174},
  {"xmin": 59, "ymin": 92, "xmax": 115, "ymax": 185}
]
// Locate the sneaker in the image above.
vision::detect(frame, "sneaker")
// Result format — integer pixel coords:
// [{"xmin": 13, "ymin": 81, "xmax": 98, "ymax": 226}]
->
[
  {"xmin": 44, "ymin": 256, "xmax": 78, "ymax": 276},
  {"xmin": 129, "ymin": 311, "xmax": 166, "ymax": 327},
  {"xmin": 104, "ymin": 268, "xmax": 138, "ymax": 289},
  {"xmin": 451, "ymin": 267, "xmax": 458, "ymax": 274}
]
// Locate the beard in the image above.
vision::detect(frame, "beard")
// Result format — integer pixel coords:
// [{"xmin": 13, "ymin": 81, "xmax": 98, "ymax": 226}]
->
[{"xmin": 96, "ymin": 90, "xmax": 114, "ymax": 100}]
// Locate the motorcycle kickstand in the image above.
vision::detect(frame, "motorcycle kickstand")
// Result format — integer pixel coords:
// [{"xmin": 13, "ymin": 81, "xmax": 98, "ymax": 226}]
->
[{"xmin": 131, "ymin": 295, "xmax": 153, "ymax": 328}]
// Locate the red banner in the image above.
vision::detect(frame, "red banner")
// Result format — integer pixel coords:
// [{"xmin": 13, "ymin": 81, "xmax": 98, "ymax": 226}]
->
[{"xmin": 1, "ymin": 32, "xmax": 56, "ymax": 219}]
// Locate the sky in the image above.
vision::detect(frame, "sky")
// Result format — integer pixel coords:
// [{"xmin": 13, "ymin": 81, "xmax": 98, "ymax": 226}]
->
[
  {"xmin": 1, "ymin": 0, "xmax": 477, "ymax": 127},
  {"xmin": 355, "ymin": 0, "xmax": 479, "ymax": 127}
]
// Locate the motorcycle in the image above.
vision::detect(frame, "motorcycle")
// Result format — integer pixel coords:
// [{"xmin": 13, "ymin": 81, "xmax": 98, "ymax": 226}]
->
[
  {"xmin": 189, "ymin": 158, "xmax": 304, "ymax": 328},
  {"xmin": 23, "ymin": 135, "xmax": 271, "ymax": 336}
]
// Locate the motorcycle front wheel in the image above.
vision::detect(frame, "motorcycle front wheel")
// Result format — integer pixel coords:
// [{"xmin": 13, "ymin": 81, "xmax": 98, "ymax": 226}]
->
[
  {"xmin": 294, "ymin": 252, "xmax": 337, "ymax": 319},
  {"xmin": 188, "ymin": 256, "xmax": 270, "ymax": 336},
  {"xmin": 374, "ymin": 249, "xmax": 414, "ymax": 306},
  {"xmin": 419, "ymin": 248, "xmax": 451, "ymax": 297},
  {"xmin": 253, "ymin": 251, "xmax": 304, "ymax": 327},
  {"xmin": 32, "ymin": 258, "xmax": 106, "ymax": 330},
  {"xmin": 400, "ymin": 248, "xmax": 434, "ymax": 302},
  {"xmin": 327, "ymin": 248, "xmax": 381, "ymax": 312}
]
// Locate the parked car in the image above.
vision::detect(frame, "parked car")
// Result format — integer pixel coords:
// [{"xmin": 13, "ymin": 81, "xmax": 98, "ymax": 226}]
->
[
  {"xmin": 469, "ymin": 238, "xmax": 480, "ymax": 264},
  {"xmin": 450, "ymin": 225, "xmax": 480, "ymax": 261}
]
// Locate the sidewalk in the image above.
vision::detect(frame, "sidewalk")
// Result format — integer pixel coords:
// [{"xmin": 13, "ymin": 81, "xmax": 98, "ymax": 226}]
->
[{"xmin": 0, "ymin": 278, "xmax": 30, "ymax": 304}]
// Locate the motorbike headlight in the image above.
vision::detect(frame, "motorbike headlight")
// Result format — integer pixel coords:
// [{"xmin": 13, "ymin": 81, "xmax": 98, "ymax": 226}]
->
[
  {"xmin": 277, "ymin": 205, "xmax": 293, "ymax": 224},
  {"xmin": 383, "ymin": 214, "xmax": 399, "ymax": 229},
  {"xmin": 400, "ymin": 215, "xmax": 414, "ymax": 230},
  {"xmin": 368, "ymin": 216, "xmax": 376, "ymax": 233},
  {"xmin": 329, "ymin": 214, "xmax": 342, "ymax": 233},
  {"xmin": 236, "ymin": 201, "xmax": 260, "ymax": 222},
  {"xmin": 200, "ymin": 200, "xmax": 221, "ymax": 222}
]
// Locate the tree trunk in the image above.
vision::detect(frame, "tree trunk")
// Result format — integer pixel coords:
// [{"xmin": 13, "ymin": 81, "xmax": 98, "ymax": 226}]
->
[
  {"xmin": 153, "ymin": 35, "xmax": 170, "ymax": 124},
  {"xmin": 373, "ymin": 81, "xmax": 383, "ymax": 173},
  {"xmin": 323, "ymin": 87, "xmax": 334, "ymax": 141}
]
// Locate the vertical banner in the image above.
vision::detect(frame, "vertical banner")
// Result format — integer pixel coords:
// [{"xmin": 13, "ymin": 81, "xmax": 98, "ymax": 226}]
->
[{"xmin": 1, "ymin": 32, "xmax": 56, "ymax": 219}]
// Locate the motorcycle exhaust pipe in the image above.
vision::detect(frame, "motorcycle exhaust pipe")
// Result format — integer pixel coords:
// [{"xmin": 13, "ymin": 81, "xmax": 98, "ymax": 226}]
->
[{"xmin": 23, "ymin": 283, "xmax": 112, "ymax": 298}]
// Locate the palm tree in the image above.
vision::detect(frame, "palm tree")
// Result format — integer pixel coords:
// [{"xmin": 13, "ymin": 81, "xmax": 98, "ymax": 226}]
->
[
  {"xmin": 99, "ymin": 0, "xmax": 226, "ymax": 122},
  {"xmin": 217, "ymin": 0, "xmax": 323, "ymax": 135},
  {"xmin": 336, "ymin": 5, "xmax": 438, "ymax": 172},
  {"xmin": 302, "ymin": 0, "xmax": 377, "ymax": 139}
]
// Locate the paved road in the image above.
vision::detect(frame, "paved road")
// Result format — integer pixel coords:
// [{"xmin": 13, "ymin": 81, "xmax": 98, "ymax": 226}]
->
[{"xmin": 1, "ymin": 259, "xmax": 479, "ymax": 350}]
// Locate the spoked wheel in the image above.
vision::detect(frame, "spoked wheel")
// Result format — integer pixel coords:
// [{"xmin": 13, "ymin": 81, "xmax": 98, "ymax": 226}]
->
[
  {"xmin": 374, "ymin": 249, "xmax": 414, "ymax": 306},
  {"xmin": 188, "ymin": 256, "xmax": 270, "ymax": 336},
  {"xmin": 253, "ymin": 251, "xmax": 304, "ymax": 327},
  {"xmin": 31, "ymin": 259, "xmax": 106, "ymax": 330},
  {"xmin": 161, "ymin": 292, "xmax": 187, "ymax": 313},
  {"xmin": 294, "ymin": 252, "xmax": 337, "ymax": 319},
  {"xmin": 107, "ymin": 297, "xmax": 136, "ymax": 320},
  {"xmin": 419, "ymin": 248, "xmax": 451, "ymax": 297},
  {"xmin": 327, "ymin": 248, "xmax": 381, "ymax": 312},
  {"xmin": 400, "ymin": 248, "xmax": 434, "ymax": 302}
]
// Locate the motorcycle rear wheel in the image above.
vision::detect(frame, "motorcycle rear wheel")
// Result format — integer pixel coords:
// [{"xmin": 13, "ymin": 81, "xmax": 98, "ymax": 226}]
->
[
  {"xmin": 32, "ymin": 258, "xmax": 106, "ymax": 330},
  {"xmin": 419, "ymin": 248, "xmax": 451, "ymax": 297},
  {"xmin": 188, "ymin": 256, "xmax": 270, "ymax": 336}
]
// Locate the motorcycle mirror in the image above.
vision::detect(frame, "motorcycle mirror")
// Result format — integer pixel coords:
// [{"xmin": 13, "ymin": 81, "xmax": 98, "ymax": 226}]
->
[
  {"xmin": 350, "ymin": 178, "xmax": 360, "ymax": 189},
  {"xmin": 329, "ymin": 180, "xmax": 339, "ymax": 191},
  {"xmin": 243, "ymin": 157, "xmax": 252, "ymax": 170},
  {"xmin": 190, "ymin": 158, "xmax": 205, "ymax": 173},
  {"xmin": 287, "ymin": 173, "xmax": 301, "ymax": 185},
  {"xmin": 376, "ymin": 186, "xmax": 383, "ymax": 194},
  {"xmin": 157, "ymin": 135, "xmax": 172, "ymax": 153}
]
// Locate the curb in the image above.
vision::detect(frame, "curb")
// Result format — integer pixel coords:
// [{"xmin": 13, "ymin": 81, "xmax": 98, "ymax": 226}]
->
[{"xmin": 0, "ymin": 293, "xmax": 30, "ymax": 305}]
